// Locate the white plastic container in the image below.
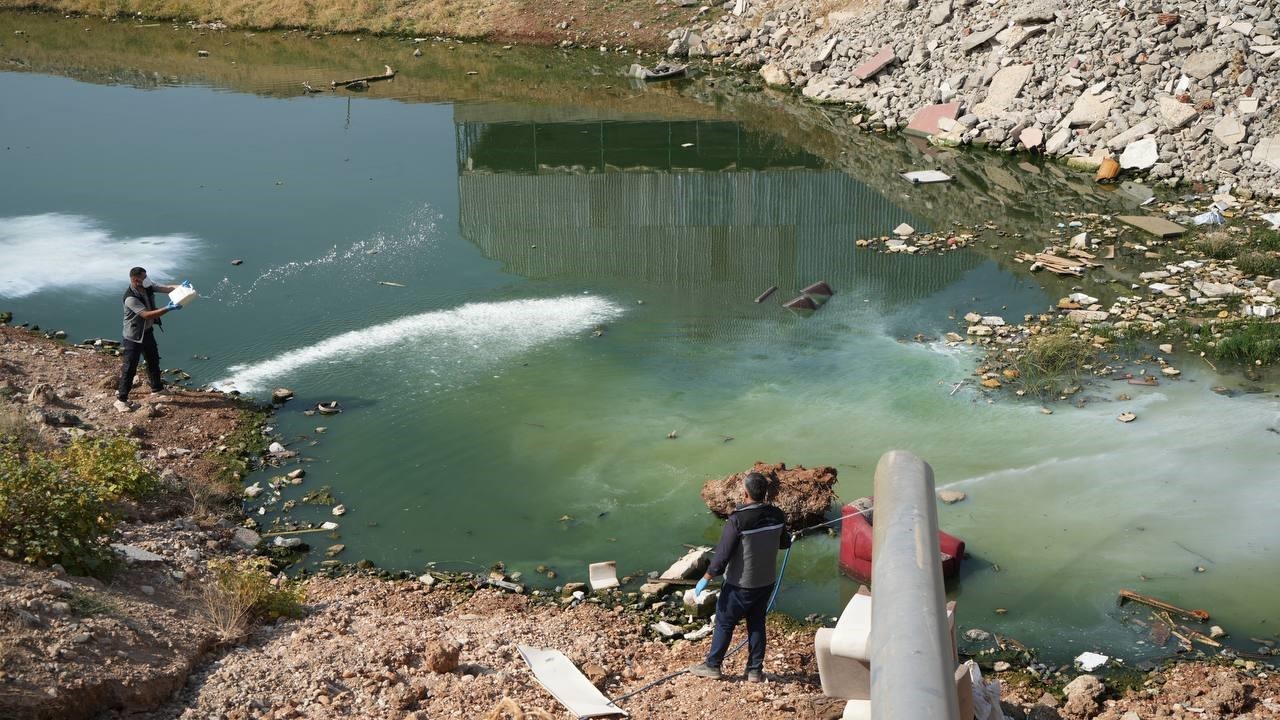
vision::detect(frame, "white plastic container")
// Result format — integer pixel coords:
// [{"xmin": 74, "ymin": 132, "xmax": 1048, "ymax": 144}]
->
[{"xmin": 169, "ymin": 285, "xmax": 199, "ymax": 307}]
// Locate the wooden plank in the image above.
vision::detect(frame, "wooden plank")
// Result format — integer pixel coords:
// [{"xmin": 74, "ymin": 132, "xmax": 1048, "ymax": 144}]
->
[{"xmin": 1117, "ymin": 215, "xmax": 1187, "ymax": 238}]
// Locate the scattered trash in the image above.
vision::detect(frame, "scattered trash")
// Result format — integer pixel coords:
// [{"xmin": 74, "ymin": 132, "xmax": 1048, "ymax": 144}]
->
[
  {"xmin": 230, "ymin": 258, "xmax": 244, "ymax": 265},
  {"xmin": 753, "ymin": 285, "xmax": 778, "ymax": 303},
  {"xmin": 1117, "ymin": 412, "xmax": 1137, "ymax": 423},
  {"xmin": 1117, "ymin": 589, "xmax": 1210, "ymax": 622},
  {"xmin": 899, "ymin": 169, "xmax": 952, "ymax": 184},
  {"xmin": 316, "ymin": 401, "xmax": 342, "ymax": 415},
  {"xmin": 1192, "ymin": 208, "xmax": 1225, "ymax": 226},
  {"xmin": 588, "ymin": 560, "xmax": 620, "ymax": 591},
  {"xmin": 517, "ymin": 646, "xmax": 628, "ymax": 718},
  {"xmin": 626, "ymin": 61, "xmax": 688, "ymax": 81},
  {"xmin": 666, "ymin": 430, "xmax": 678, "ymax": 439},
  {"xmin": 271, "ymin": 387, "xmax": 294, "ymax": 403},
  {"xmin": 331, "ymin": 64, "xmax": 396, "ymax": 88},
  {"xmin": 332, "ymin": 503, "xmax": 347, "ymax": 516},
  {"xmin": 801, "ymin": 281, "xmax": 834, "ymax": 296},
  {"xmin": 1262, "ymin": 212, "xmax": 1280, "ymax": 229},
  {"xmin": 1075, "ymin": 651, "xmax": 1108, "ymax": 671},
  {"xmin": 377, "ymin": 281, "xmax": 406, "ymax": 287},
  {"xmin": 893, "ymin": 223, "xmax": 916, "ymax": 237},
  {"xmin": 1095, "ymin": 157, "xmax": 1120, "ymax": 183},
  {"xmin": 783, "ymin": 295, "xmax": 817, "ymax": 311}
]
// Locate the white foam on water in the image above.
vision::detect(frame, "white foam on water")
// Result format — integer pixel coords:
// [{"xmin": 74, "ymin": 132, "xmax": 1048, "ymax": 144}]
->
[
  {"xmin": 0, "ymin": 214, "xmax": 199, "ymax": 298},
  {"xmin": 215, "ymin": 295, "xmax": 624, "ymax": 393}
]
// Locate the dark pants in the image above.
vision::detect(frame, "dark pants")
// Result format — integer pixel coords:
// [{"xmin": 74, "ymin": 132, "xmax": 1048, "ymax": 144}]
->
[
  {"xmin": 117, "ymin": 329, "xmax": 162, "ymax": 401},
  {"xmin": 705, "ymin": 581, "xmax": 774, "ymax": 671}
]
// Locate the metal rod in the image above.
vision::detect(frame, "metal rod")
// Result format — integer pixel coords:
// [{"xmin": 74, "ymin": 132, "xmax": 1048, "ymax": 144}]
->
[{"xmin": 869, "ymin": 450, "xmax": 960, "ymax": 720}]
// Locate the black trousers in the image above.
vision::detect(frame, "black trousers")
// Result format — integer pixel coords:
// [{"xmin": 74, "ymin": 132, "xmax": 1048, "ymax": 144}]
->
[{"xmin": 117, "ymin": 329, "xmax": 163, "ymax": 401}]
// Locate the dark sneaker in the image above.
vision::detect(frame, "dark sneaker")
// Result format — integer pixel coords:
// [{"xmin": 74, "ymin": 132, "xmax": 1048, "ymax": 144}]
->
[
  {"xmin": 688, "ymin": 662, "xmax": 722, "ymax": 679},
  {"xmin": 746, "ymin": 669, "xmax": 765, "ymax": 683}
]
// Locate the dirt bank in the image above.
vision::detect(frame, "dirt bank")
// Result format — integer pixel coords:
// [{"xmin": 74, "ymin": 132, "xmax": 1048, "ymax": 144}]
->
[{"xmin": 0, "ymin": 0, "xmax": 691, "ymax": 51}]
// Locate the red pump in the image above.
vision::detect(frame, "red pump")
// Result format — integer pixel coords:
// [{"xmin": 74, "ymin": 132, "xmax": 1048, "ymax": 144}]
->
[{"xmin": 837, "ymin": 497, "xmax": 965, "ymax": 583}]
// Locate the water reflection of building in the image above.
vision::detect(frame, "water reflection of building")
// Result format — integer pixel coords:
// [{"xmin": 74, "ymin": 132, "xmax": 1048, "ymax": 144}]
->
[{"xmin": 455, "ymin": 118, "xmax": 984, "ymax": 306}]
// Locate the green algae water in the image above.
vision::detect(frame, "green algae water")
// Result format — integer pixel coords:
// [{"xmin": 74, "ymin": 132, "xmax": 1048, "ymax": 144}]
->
[{"xmin": 2, "ymin": 11, "xmax": 1277, "ymax": 663}]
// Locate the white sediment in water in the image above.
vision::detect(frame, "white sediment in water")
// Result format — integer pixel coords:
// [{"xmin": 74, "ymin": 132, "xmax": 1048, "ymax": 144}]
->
[
  {"xmin": 214, "ymin": 296, "xmax": 625, "ymax": 393},
  {"xmin": 0, "ymin": 213, "xmax": 199, "ymax": 298}
]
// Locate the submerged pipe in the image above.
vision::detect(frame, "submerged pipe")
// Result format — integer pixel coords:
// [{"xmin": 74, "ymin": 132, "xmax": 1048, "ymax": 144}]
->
[
  {"xmin": 869, "ymin": 451, "xmax": 960, "ymax": 720},
  {"xmin": 754, "ymin": 286, "xmax": 779, "ymax": 304}
]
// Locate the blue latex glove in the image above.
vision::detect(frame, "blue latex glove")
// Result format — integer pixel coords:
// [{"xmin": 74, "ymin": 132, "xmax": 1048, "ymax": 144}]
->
[
  {"xmin": 164, "ymin": 301, "xmax": 182, "ymax": 311},
  {"xmin": 180, "ymin": 279, "xmax": 193, "ymax": 288},
  {"xmin": 694, "ymin": 577, "xmax": 709, "ymax": 595}
]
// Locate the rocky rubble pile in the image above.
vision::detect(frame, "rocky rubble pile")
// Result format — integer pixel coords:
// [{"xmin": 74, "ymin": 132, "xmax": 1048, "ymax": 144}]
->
[
  {"xmin": 670, "ymin": 0, "xmax": 1280, "ymax": 196},
  {"xmin": 701, "ymin": 461, "xmax": 838, "ymax": 527}
]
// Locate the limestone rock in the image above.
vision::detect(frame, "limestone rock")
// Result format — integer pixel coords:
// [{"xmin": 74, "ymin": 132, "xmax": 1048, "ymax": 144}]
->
[
  {"xmin": 700, "ymin": 462, "xmax": 837, "ymax": 527},
  {"xmin": 759, "ymin": 63, "xmax": 790, "ymax": 86},
  {"xmin": 1062, "ymin": 674, "xmax": 1104, "ymax": 718},
  {"xmin": 937, "ymin": 490, "xmax": 966, "ymax": 504}
]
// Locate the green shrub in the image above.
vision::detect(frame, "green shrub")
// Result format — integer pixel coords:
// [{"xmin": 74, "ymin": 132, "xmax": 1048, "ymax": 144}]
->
[
  {"xmin": 1233, "ymin": 251, "xmax": 1280, "ymax": 277},
  {"xmin": 56, "ymin": 436, "xmax": 160, "ymax": 503},
  {"xmin": 1013, "ymin": 329, "xmax": 1098, "ymax": 399},
  {"xmin": 1203, "ymin": 321, "xmax": 1280, "ymax": 365},
  {"xmin": 0, "ymin": 404, "xmax": 30, "ymax": 444},
  {"xmin": 0, "ymin": 441, "xmax": 118, "ymax": 577},
  {"xmin": 200, "ymin": 557, "xmax": 306, "ymax": 642},
  {"xmin": 1195, "ymin": 232, "xmax": 1239, "ymax": 260},
  {"xmin": 1255, "ymin": 227, "xmax": 1280, "ymax": 252}
]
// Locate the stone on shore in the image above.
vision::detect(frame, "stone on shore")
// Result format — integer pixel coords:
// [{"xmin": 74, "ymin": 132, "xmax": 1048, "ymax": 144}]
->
[
  {"xmin": 759, "ymin": 63, "xmax": 790, "ymax": 86},
  {"xmin": 700, "ymin": 462, "xmax": 837, "ymax": 527},
  {"xmin": 1157, "ymin": 96, "xmax": 1197, "ymax": 130},
  {"xmin": 423, "ymin": 639, "xmax": 461, "ymax": 673}
]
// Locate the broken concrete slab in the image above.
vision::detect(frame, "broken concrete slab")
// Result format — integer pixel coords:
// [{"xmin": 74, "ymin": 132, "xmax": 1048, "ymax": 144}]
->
[
  {"xmin": 1181, "ymin": 51, "xmax": 1228, "ymax": 80},
  {"xmin": 928, "ymin": 0, "xmax": 952, "ymax": 26},
  {"xmin": 1107, "ymin": 118, "xmax": 1159, "ymax": 150},
  {"xmin": 1213, "ymin": 116, "xmax": 1247, "ymax": 147},
  {"xmin": 1046, "ymin": 126, "xmax": 1072, "ymax": 154},
  {"xmin": 112, "ymin": 544, "xmax": 166, "ymax": 563},
  {"xmin": 972, "ymin": 64, "xmax": 1032, "ymax": 119},
  {"xmin": 1119, "ymin": 137, "xmax": 1159, "ymax": 170},
  {"xmin": 894, "ymin": 222, "xmax": 916, "ymax": 236},
  {"xmin": 995, "ymin": 23, "xmax": 1045, "ymax": 50},
  {"xmin": 1156, "ymin": 95, "xmax": 1197, "ymax": 130},
  {"xmin": 1254, "ymin": 135, "xmax": 1280, "ymax": 170},
  {"xmin": 1012, "ymin": 2, "xmax": 1055, "ymax": 25},
  {"xmin": 904, "ymin": 101, "xmax": 962, "ymax": 137},
  {"xmin": 962, "ymin": 24, "xmax": 1005, "ymax": 53},
  {"xmin": 852, "ymin": 44, "xmax": 896, "ymax": 81},
  {"xmin": 900, "ymin": 169, "xmax": 953, "ymax": 183},
  {"xmin": 1020, "ymin": 126, "xmax": 1044, "ymax": 149},
  {"xmin": 1117, "ymin": 215, "xmax": 1187, "ymax": 238},
  {"xmin": 1066, "ymin": 91, "xmax": 1115, "ymax": 126}
]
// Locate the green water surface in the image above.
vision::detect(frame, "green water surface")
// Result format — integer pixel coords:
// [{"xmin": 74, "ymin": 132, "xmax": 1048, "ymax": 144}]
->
[{"xmin": 2, "ymin": 11, "xmax": 1277, "ymax": 663}]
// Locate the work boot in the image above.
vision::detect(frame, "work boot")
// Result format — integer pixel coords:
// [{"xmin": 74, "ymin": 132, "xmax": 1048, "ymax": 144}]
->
[
  {"xmin": 688, "ymin": 663, "xmax": 721, "ymax": 679},
  {"xmin": 746, "ymin": 669, "xmax": 765, "ymax": 683},
  {"xmin": 113, "ymin": 399, "xmax": 133, "ymax": 413},
  {"xmin": 150, "ymin": 386, "xmax": 171, "ymax": 396}
]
